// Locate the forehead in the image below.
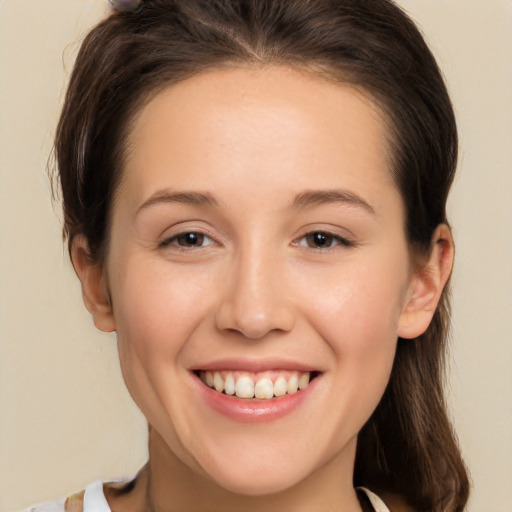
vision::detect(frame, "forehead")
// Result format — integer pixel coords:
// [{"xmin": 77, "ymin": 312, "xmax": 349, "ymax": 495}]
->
[{"xmin": 122, "ymin": 65, "xmax": 397, "ymax": 211}]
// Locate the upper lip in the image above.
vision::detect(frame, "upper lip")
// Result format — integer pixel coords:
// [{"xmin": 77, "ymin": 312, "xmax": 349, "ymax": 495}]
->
[{"xmin": 189, "ymin": 357, "xmax": 321, "ymax": 373}]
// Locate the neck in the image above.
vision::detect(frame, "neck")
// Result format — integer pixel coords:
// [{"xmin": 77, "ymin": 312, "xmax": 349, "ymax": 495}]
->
[{"xmin": 123, "ymin": 427, "xmax": 363, "ymax": 512}]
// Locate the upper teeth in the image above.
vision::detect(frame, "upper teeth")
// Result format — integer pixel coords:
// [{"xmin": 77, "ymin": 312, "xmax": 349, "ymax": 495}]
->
[{"xmin": 199, "ymin": 371, "xmax": 311, "ymax": 399}]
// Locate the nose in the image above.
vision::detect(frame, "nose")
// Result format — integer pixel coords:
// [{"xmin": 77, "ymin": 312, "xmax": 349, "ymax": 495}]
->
[{"xmin": 215, "ymin": 248, "xmax": 295, "ymax": 339}]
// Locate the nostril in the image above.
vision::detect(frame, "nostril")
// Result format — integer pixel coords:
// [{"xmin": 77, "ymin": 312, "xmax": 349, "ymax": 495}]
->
[{"xmin": 215, "ymin": 302, "xmax": 295, "ymax": 340}]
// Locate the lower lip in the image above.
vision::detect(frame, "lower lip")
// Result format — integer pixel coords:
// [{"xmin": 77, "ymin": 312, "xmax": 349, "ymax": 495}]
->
[{"xmin": 192, "ymin": 373, "xmax": 320, "ymax": 423}]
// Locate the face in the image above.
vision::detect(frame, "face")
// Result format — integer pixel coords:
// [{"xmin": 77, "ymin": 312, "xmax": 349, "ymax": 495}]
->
[{"xmin": 101, "ymin": 66, "xmax": 416, "ymax": 494}]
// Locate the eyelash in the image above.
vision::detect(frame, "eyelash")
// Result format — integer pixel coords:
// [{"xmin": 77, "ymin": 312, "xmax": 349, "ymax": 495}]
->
[
  {"xmin": 159, "ymin": 230, "xmax": 354, "ymax": 251},
  {"xmin": 293, "ymin": 231, "xmax": 355, "ymax": 250},
  {"xmin": 159, "ymin": 231, "xmax": 215, "ymax": 249}
]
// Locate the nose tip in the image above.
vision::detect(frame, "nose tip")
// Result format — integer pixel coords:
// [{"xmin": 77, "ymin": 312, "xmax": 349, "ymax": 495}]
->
[{"xmin": 215, "ymin": 269, "xmax": 295, "ymax": 339}]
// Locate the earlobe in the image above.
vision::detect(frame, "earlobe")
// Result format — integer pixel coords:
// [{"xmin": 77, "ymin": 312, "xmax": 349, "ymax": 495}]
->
[
  {"xmin": 397, "ymin": 224, "xmax": 454, "ymax": 339},
  {"xmin": 71, "ymin": 235, "xmax": 116, "ymax": 333}
]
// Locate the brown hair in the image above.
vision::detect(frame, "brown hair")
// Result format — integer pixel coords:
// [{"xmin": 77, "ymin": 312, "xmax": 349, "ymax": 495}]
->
[{"xmin": 54, "ymin": 1, "xmax": 469, "ymax": 510}]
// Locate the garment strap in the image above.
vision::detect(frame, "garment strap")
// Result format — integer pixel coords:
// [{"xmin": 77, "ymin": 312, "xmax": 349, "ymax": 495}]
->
[{"xmin": 357, "ymin": 487, "xmax": 391, "ymax": 512}]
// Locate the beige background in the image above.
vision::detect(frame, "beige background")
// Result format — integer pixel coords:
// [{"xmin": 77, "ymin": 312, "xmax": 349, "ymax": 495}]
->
[{"xmin": 0, "ymin": 1, "xmax": 511, "ymax": 510}]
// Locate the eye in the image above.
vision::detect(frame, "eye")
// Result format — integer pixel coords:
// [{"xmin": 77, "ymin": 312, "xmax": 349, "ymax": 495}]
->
[
  {"xmin": 161, "ymin": 231, "xmax": 215, "ymax": 249},
  {"xmin": 296, "ymin": 231, "xmax": 353, "ymax": 249}
]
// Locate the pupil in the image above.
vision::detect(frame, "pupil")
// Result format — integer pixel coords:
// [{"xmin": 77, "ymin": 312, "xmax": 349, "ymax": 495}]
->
[
  {"xmin": 186, "ymin": 233, "xmax": 197, "ymax": 245},
  {"xmin": 310, "ymin": 232, "xmax": 331, "ymax": 248},
  {"xmin": 180, "ymin": 232, "xmax": 203, "ymax": 246},
  {"xmin": 314, "ymin": 233, "xmax": 325, "ymax": 245}
]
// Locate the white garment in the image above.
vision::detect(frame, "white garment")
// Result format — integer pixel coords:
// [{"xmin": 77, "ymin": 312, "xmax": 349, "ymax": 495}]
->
[
  {"xmin": 358, "ymin": 487, "xmax": 392, "ymax": 512},
  {"xmin": 23, "ymin": 482, "xmax": 391, "ymax": 512},
  {"xmin": 21, "ymin": 481, "xmax": 108, "ymax": 512}
]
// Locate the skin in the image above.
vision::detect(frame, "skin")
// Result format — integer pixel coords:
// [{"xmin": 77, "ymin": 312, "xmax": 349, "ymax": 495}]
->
[{"xmin": 73, "ymin": 66, "xmax": 454, "ymax": 512}]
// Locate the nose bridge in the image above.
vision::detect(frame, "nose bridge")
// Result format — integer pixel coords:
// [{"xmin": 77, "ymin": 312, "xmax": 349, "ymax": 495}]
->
[{"xmin": 216, "ymin": 239, "xmax": 294, "ymax": 339}]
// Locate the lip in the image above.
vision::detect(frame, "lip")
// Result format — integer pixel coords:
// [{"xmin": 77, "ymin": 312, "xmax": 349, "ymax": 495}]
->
[
  {"xmin": 190, "ymin": 357, "xmax": 319, "ymax": 373},
  {"xmin": 190, "ymin": 368, "xmax": 321, "ymax": 423}
]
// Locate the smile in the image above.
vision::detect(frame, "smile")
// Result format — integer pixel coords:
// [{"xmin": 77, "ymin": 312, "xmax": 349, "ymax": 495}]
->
[{"xmin": 197, "ymin": 370, "xmax": 315, "ymax": 400}]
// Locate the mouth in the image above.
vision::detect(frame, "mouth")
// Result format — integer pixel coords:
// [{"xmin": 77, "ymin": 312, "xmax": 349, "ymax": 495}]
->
[{"xmin": 194, "ymin": 369, "xmax": 320, "ymax": 400}]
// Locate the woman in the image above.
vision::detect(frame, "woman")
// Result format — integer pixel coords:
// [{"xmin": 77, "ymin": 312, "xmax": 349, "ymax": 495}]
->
[{"xmin": 26, "ymin": 0, "xmax": 469, "ymax": 510}]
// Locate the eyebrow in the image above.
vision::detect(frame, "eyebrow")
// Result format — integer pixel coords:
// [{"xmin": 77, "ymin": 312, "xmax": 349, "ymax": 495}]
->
[
  {"xmin": 136, "ymin": 188, "xmax": 375, "ymax": 215},
  {"xmin": 137, "ymin": 190, "xmax": 220, "ymax": 214},
  {"xmin": 292, "ymin": 189, "xmax": 376, "ymax": 214}
]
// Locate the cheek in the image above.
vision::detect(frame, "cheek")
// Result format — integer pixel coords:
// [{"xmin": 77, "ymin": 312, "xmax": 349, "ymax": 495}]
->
[
  {"xmin": 315, "ymin": 265, "xmax": 405, "ymax": 419},
  {"xmin": 296, "ymin": 254, "xmax": 409, "ymax": 399},
  {"xmin": 109, "ymin": 256, "xmax": 216, "ymax": 364},
  {"xmin": 307, "ymin": 263, "xmax": 407, "ymax": 341},
  {"xmin": 108, "ymin": 258, "xmax": 217, "ymax": 439}
]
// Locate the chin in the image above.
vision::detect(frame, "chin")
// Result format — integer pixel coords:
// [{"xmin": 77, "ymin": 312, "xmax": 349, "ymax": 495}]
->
[
  {"xmin": 186, "ymin": 434, "xmax": 318, "ymax": 496},
  {"xmin": 208, "ymin": 465, "xmax": 306, "ymax": 497}
]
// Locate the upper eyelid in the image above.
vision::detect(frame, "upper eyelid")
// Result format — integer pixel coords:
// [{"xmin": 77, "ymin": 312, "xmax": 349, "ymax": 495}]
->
[
  {"xmin": 294, "ymin": 229, "xmax": 354, "ymax": 244},
  {"xmin": 295, "ymin": 221, "xmax": 356, "ymax": 238},
  {"xmin": 157, "ymin": 226, "xmax": 355, "ymax": 248},
  {"xmin": 158, "ymin": 223, "xmax": 218, "ymax": 241},
  {"xmin": 159, "ymin": 230, "xmax": 216, "ymax": 248}
]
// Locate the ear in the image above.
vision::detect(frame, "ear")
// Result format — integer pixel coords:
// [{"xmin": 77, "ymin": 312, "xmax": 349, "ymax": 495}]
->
[
  {"xmin": 397, "ymin": 224, "xmax": 454, "ymax": 339},
  {"xmin": 71, "ymin": 235, "xmax": 116, "ymax": 333}
]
